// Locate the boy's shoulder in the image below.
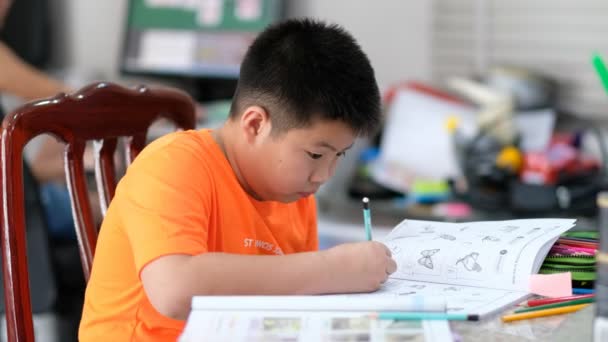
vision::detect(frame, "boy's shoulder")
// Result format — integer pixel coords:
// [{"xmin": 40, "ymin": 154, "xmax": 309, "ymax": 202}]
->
[
  {"xmin": 145, "ymin": 129, "xmax": 210, "ymax": 153},
  {"xmin": 127, "ymin": 129, "xmax": 222, "ymax": 179},
  {"xmin": 135, "ymin": 129, "xmax": 216, "ymax": 163}
]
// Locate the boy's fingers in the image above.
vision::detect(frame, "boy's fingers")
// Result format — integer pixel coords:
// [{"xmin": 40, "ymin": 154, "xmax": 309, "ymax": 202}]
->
[
  {"xmin": 386, "ymin": 258, "xmax": 397, "ymax": 274},
  {"xmin": 380, "ymin": 243, "xmax": 392, "ymax": 257}
]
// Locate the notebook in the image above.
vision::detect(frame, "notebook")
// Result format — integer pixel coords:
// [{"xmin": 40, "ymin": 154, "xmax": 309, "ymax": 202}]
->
[{"xmin": 356, "ymin": 218, "xmax": 576, "ymax": 320}]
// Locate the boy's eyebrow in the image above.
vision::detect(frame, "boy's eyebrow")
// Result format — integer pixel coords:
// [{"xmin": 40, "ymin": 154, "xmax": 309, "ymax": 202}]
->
[{"xmin": 316, "ymin": 141, "xmax": 354, "ymax": 152}]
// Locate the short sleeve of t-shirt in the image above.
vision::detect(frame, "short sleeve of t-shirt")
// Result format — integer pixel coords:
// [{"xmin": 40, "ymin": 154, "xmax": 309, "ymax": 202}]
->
[{"xmin": 115, "ymin": 132, "xmax": 211, "ymax": 275}]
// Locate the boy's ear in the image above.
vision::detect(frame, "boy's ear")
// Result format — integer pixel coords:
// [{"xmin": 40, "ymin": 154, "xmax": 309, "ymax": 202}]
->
[{"xmin": 240, "ymin": 105, "xmax": 271, "ymax": 142}]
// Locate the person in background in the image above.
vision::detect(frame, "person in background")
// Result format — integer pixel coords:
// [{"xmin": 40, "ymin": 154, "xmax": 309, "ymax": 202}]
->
[
  {"xmin": 1, "ymin": 1, "xmax": 95, "ymax": 340},
  {"xmin": 0, "ymin": 0, "xmax": 102, "ymax": 236},
  {"xmin": 0, "ymin": 0, "xmax": 78, "ymax": 234},
  {"xmin": 79, "ymin": 18, "xmax": 396, "ymax": 341}
]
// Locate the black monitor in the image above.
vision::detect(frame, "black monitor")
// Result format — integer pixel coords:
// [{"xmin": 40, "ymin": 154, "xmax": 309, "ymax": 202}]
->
[{"xmin": 120, "ymin": 0, "xmax": 282, "ymax": 101}]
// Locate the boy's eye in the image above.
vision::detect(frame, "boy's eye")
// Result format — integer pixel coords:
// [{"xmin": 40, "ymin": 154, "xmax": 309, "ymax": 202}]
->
[
  {"xmin": 337, "ymin": 151, "xmax": 346, "ymax": 157},
  {"xmin": 308, "ymin": 152, "xmax": 323, "ymax": 160}
]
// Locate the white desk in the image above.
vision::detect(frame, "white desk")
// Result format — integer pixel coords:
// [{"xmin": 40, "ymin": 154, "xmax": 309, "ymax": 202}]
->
[{"xmin": 452, "ymin": 303, "xmax": 593, "ymax": 341}]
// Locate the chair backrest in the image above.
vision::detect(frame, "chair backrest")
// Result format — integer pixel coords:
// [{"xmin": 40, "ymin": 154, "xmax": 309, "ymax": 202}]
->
[{"xmin": 0, "ymin": 82, "xmax": 196, "ymax": 342}]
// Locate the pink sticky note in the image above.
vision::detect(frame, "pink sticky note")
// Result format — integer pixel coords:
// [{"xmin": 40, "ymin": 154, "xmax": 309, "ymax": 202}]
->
[{"xmin": 529, "ymin": 272, "xmax": 572, "ymax": 298}]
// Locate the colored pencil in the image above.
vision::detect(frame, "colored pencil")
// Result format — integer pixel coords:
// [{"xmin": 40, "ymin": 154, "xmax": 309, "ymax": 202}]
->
[
  {"xmin": 502, "ymin": 303, "xmax": 589, "ymax": 322},
  {"xmin": 374, "ymin": 312, "xmax": 477, "ymax": 321},
  {"xmin": 527, "ymin": 294, "xmax": 595, "ymax": 307},
  {"xmin": 515, "ymin": 298, "xmax": 594, "ymax": 313},
  {"xmin": 556, "ymin": 239, "xmax": 598, "ymax": 249}
]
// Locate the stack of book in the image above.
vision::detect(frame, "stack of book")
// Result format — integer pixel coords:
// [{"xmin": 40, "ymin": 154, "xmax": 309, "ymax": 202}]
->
[{"xmin": 540, "ymin": 231, "xmax": 598, "ymax": 291}]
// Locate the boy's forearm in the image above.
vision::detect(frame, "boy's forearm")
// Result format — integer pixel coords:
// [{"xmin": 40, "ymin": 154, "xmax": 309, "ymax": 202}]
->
[
  {"xmin": 183, "ymin": 251, "xmax": 337, "ymax": 295},
  {"xmin": 143, "ymin": 251, "xmax": 340, "ymax": 320},
  {"xmin": 143, "ymin": 242, "xmax": 395, "ymax": 320}
]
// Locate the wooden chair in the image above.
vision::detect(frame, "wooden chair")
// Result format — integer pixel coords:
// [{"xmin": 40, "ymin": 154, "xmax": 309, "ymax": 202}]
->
[{"xmin": 0, "ymin": 82, "xmax": 196, "ymax": 342}]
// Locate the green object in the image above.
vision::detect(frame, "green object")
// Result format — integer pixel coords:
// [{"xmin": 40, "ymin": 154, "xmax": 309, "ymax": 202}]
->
[
  {"xmin": 128, "ymin": 0, "xmax": 280, "ymax": 31},
  {"xmin": 592, "ymin": 53, "xmax": 608, "ymax": 96},
  {"xmin": 562, "ymin": 231, "xmax": 599, "ymax": 240},
  {"xmin": 540, "ymin": 255, "xmax": 596, "ymax": 282},
  {"xmin": 514, "ymin": 298, "xmax": 595, "ymax": 314},
  {"xmin": 411, "ymin": 180, "xmax": 449, "ymax": 195}
]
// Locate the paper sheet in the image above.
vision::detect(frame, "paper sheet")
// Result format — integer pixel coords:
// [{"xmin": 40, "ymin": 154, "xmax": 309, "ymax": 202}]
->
[
  {"xmin": 383, "ymin": 219, "xmax": 575, "ymax": 291},
  {"xmin": 179, "ymin": 311, "xmax": 453, "ymax": 342},
  {"xmin": 191, "ymin": 295, "xmax": 446, "ymax": 312},
  {"xmin": 376, "ymin": 89, "xmax": 476, "ymax": 184}
]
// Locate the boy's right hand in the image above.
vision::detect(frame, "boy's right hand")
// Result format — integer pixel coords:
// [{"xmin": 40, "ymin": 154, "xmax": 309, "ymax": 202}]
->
[{"xmin": 323, "ymin": 241, "xmax": 397, "ymax": 293}]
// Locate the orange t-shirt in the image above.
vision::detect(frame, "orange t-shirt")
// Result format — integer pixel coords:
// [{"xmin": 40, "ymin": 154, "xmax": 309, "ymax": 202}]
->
[{"xmin": 79, "ymin": 129, "xmax": 318, "ymax": 341}]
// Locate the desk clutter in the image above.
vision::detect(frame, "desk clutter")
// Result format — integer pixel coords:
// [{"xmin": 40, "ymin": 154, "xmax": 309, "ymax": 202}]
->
[
  {"xmin": 349, "ymin": 80, "xmax": 607, "ymax": 218},
  {"xmin": 494, "ymin": 231, "xmax": 599, "ymax": 324},
  {"xmin": 349, "ymin": 55, "xmax": 608, "ymax": 219}
]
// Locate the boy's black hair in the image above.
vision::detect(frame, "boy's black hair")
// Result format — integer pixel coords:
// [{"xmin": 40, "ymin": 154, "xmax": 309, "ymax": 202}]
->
[{"xmin": 230, "ymin": 18, "xmax": 381, "ymax": 136}]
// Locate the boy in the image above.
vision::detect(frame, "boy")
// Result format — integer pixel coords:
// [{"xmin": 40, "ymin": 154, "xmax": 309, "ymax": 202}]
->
[{"xmin": 79, "ymin": 18, "xmax": 396, "ymax": 341}]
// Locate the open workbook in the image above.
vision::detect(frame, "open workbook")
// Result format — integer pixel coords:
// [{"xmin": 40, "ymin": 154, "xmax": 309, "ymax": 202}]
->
[
  {"xmin": 356, "ymin": 218, "xmax": 576, "ymax": 319},
  {"xmin": 180, "ymin": 218, "xmax": 575, "ymax": 340}
]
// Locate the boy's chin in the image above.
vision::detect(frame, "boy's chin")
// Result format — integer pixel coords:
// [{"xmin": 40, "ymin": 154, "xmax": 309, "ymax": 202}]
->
[
  {"xmin": 271, "ymin": 193, "xmax": 306, "ymax": 203},
  {"xmin": 257, "ymin": 190, "xmax": 312, "ymax": 203}
]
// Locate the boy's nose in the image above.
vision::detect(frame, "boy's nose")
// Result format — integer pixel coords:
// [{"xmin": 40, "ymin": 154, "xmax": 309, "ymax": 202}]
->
[
  {"xmin": 309, "ymin": 172, "xmax": 328, "ymax": 184},
  {"xmin": 309, "ymin": 161, "xmax": 337, "ymax": 184}
]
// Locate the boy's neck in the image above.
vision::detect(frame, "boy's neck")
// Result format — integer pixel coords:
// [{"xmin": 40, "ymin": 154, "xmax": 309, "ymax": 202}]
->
[
  {"xmin": 212, "ymin": 127, "xmax": 228, "ymax": 156},
  {"xmin": 212, "ymin": 125, "xmax": 262, "ymax": 201}
]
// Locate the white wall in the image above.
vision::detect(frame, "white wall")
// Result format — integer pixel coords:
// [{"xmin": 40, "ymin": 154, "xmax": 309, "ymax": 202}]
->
[
  {"xmin": 286, "ymin": 1, "xmax": 432, "ymax": 91},
  {"xmin": 57, "ymin": 0, "xmax": 432, "ymax": 90},
  {"xmin": 52, "ymin": 0, "xmax": 129, "ymax": 81}
]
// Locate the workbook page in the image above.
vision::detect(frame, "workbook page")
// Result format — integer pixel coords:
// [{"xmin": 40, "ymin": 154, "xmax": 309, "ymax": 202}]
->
[
  {"xmin": 349, "ymin": 278, "xmax": 528, "ymax": 318},
  {"xmin": 180, "ymin": 310, "xmax": 452, "ymax": 342},
  {"xmin": 383, "ymin": 219, "xmax": 576, "ymax": 291}
]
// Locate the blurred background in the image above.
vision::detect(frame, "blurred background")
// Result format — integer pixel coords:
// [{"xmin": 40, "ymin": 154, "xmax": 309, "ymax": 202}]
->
[{"xmin": 41, "ymin": 1, "xmax": 432, "ymax": 95}]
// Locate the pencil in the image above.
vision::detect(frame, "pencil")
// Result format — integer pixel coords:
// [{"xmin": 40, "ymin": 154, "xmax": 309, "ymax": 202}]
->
[
  {"xmin": 374, "ymin": 312, "xmax": 476, "ymax": 321},
  {"xmin": 502, "ymin": 303, "xmax": 589, "ymax": 322},
  {"xmin": 526, "ymin": 294, "xmax": 594, "ymax": 307},
  {"xmin": 514, "ymin": 298, "xmax": 594, "ymax": 313},
  {"xmin": 362, "ymin": 197, "xmax": 373, "ymax": 241}
]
